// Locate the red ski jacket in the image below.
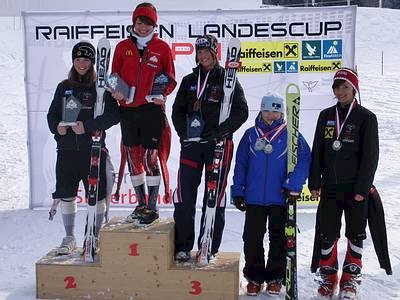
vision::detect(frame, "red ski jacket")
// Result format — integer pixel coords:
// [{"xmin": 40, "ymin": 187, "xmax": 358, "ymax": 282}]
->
[{"xmin": 112, "ymin": 34, "xmax": 176, "ymax": 108}]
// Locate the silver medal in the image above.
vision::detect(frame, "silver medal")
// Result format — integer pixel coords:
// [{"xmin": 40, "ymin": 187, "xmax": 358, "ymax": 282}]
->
[
  {"xmin": 332, "ymin": 140, "xmax": 342, "ymax": 151},
  {"xmin": 264, "ymin": 143, "xmax": 273, "ymax": 154},
  {"xmin": 255, "ymin": 138, "xmax": 266, "ymax": 151}
]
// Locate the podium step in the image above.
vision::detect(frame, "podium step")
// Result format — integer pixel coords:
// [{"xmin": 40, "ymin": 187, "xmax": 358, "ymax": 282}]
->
[{"xmin": 36, "ymin": 217, "xmax": 239, "ymax": 299}]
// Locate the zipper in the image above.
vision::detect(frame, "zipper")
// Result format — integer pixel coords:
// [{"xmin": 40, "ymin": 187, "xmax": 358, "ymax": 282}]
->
[
  {"xmin": 263, "ymin": 136, "xmax": 269, "ymax": 206},
  {"xmin": 75, "ymin": 89, "xmax": 80, "ymax": 151},
  {"xmin": 134, "ymin": 50, "xmax": 147, "ymax": 104},
  {"xmin": 75, "ymin": 134, "xmax": 79, "ymax": 151}
]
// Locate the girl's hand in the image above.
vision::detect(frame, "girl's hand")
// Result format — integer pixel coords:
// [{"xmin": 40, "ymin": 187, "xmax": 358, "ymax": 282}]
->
[
  {"xmin": 112, "ymin": 91, "xmax": 124, "ymax": 101},
  {"xmin": 354, "ymin": 194, "xmax": 364, "ymax": 202},
  {"xmin": 310, "ymin": 190, "xmax": 320, "ymax": 199},
  {"xmin": 57, "ymin": 124, "xmax": 68, "ymax": 135},
  {"xmin": 71, "ymin": 121, "xmax": 85, "ymax": 135}
]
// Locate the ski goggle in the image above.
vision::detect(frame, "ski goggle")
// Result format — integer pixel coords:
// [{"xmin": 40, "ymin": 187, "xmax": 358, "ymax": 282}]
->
[{"xmin": 195, "ymin": 37, "xmax": 211, "ymax": 49}]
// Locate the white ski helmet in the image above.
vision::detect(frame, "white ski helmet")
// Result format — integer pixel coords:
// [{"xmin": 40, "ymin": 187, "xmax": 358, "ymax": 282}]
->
[{"xmin": 260, "ymin": 94, "xmax": 285, "ymax": 113}]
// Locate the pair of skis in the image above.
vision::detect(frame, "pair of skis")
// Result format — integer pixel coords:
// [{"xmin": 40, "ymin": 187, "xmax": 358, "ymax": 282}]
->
[
  {"xmin": 83, "ymin": 38, "xmax": 111, "ymax": 263},
  {"xmin": 197, "ymin": 38, "xmax": 241, "ymax": 266}
]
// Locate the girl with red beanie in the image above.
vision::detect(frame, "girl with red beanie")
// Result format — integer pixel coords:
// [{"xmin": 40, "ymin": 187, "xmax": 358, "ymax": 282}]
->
[
  {"xmin": 111, "ymin": 2, "xmax": 176, "ymax": 225},
  {"xmin": 309, "ymin": 68, "xmax": 379, "ymax": 300}
]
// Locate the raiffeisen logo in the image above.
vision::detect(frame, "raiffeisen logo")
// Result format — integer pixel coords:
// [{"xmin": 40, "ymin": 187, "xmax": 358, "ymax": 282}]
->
[{"xmin": 34, "ymin": 21, "xmax": 342, "ymax": 40}]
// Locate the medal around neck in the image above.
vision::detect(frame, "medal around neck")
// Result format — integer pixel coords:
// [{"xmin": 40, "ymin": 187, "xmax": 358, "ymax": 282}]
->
[
  {"xmin": 264, "ymin": 143, "xmax": 273, "ymax": 154},
  {"xmin": 254, "ymin": 138, "xmax": 266, "ymax": 151},
  {"xmin": 332, "ymin": 140, "xmax": 342, "ymax": 151},
  {"xmin": 59, "ymin": 95, "xmax": 82, "ymax": 126}
]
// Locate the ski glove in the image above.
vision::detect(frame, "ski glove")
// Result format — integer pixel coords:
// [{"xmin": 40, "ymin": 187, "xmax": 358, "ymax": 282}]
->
[
  {"xmin": 233, "ymin": 197, "xmax": 246, "ymax": 212},
  {"xmin": 201, "ymin": 125, "xmax": 230, "ymax": 142}
]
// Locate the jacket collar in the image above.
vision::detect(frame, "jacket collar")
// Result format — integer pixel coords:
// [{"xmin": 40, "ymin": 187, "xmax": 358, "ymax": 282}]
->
[{"xmin": 255, "ymin": 112, "xmax": 285, "ymax": 132}]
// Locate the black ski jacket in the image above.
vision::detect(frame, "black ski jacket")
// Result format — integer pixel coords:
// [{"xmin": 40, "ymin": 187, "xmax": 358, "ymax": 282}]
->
[
  {"xmin": 308, "ymin": 102, "xmax": 379, "ymax": 198},
  {"xmin": 172, "ymin": 64, "xmax": 248, "ymax": 142},
  {"xmin": 47, "ymin": 80, "xmax": 120, "ymax": 150}
]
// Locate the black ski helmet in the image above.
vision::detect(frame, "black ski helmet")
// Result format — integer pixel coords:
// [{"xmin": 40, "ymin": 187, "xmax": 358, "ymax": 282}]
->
[
  {"xmin": 195, "ymin": 34, "xmax": 218, "ymax": 54},
  {"xmin": 195, "ymin": 34, "xmax": 218, "ymax": 64},
  {"xmin": 72, "ymin": 41, "xmax": 95, "ymax": 64}
]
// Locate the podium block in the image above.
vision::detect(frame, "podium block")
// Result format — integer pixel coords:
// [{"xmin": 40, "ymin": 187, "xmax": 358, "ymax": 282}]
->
[{"xmin": 36, "ymin": 217, "xmax": 240, "ymax": 300}]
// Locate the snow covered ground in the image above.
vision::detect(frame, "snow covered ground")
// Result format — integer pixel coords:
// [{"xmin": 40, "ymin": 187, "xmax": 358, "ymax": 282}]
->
[{"xmin": 1, "ymin": 5, "xmax": 400, "ymax": 300}]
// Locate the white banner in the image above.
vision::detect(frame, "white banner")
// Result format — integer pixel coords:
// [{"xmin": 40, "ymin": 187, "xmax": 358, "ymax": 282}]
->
[{"xmin": 23, "ymin": 6, "xmax": 356, "ymax": 209}]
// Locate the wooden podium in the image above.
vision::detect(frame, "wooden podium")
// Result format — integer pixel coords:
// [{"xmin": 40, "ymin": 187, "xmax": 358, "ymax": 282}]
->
[{"xmin": 36, "ymin": 217, "xmax": 240, "ymax": 299}]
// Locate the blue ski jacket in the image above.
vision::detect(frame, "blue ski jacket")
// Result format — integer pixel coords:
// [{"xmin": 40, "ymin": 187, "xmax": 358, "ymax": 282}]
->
[{"xmin": 231, "ymin": 113, "xmax": 311, "ymax": 206}]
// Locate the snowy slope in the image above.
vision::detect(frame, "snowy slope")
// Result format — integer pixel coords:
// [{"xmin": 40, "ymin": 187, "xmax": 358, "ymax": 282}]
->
[{"xmin": 1, "ymin": 6, "xmax": 400, "ymax": 300}]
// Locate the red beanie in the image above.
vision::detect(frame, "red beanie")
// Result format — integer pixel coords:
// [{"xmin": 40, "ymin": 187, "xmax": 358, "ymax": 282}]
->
[
  {"xmin": 132, "ymin": 6, "xmax": 157, "ymax": 26},
  {"xmin": 333, "ymin": 68, "xmax": 359, "ymax": 93}
]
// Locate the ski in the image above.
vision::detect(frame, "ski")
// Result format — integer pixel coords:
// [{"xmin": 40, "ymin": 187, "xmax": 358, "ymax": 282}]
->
[
  {"xmin": 94, "ymin": 37, "xmax": 111, "ymax": 118},
  {"xmin": 197, "ymin": 38, "xmax": 241, "ymax": 266},
  {"xmin": 83, "ymin": 38, "xmax": 111, "ymax": 263},
  {"xmin": 84, "ymin": 130, "xmax": 102, "ymax": 262},
  {"xmin": 285, "ymin": 83, "xmax": 301, "ymax": 299}
]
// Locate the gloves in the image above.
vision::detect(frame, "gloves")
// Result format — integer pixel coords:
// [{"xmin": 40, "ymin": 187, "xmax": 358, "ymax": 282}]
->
[
  {"xmin": 201, "ymin": 124, "xmax": 230, "ymax": 142},
  {"xmin": 233, "ymin": 197, "xmax": 246, "ymax": 212},
  {"xmin": 201, "ymin": 130, "xmax": 219, "ymax": 142}
]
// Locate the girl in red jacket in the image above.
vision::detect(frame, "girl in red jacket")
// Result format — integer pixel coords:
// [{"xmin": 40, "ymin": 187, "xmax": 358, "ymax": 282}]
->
[{"xmin": 111, "ymin": 2, "xmax": 176, "ymax": 225}]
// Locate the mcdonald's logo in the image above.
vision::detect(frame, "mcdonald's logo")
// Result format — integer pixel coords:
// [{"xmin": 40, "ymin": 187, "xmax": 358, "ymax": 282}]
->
[{"xmin": 125, "ymin": 49, "xmax": 133, "ymax": 56}]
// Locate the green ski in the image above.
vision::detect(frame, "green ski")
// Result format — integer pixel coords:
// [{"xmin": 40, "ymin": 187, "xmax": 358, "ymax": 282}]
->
[{"xmin": 285, "ymin": 83, "xmax": 301, "ymax": 300}]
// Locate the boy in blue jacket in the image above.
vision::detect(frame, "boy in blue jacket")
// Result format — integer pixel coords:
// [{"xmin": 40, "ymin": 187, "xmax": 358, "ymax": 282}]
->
[{"xmin": 231, "ymin": 94, "xmax": 311, "ymax": 297}]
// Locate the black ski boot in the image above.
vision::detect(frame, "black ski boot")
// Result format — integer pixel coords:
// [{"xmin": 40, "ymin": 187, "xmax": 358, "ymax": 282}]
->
[
  {"xmin": 139, "ymin": 184, "xmax": 159, "ymax": 225},
  {"xmin": 126, "ymin": 184, "xmax": 147, "ymax": 223}
]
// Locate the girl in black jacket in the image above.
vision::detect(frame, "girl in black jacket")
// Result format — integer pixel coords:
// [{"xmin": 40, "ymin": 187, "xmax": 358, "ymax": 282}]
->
[
  {"xmin": 47, "ymin": 41, "xmax": 119, "ymax": 255},
  {"xmin": 309, "ymin": 68, "xmax": 379, "ymax": 300},
  {"xmin": 171, "ymin": 34, "xmax": 248, "ymax": 262}
]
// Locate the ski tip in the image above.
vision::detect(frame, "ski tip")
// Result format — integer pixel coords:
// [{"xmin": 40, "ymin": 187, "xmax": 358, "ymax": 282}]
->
[
  {"xmin": 286, "ymin": 83, "xmax": 300, "ymax": 95},
  {"xmin": 84, "ymin": 255, "xmax": 94, "ymax": 263},
  {"xmin": 196, "ymin": 256, "xmax": 209, "ymax": 267}
]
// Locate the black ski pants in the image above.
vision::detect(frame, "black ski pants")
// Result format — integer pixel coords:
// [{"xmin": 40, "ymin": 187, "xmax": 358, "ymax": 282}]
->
[
  {"xmin": 243, "ymin": 204, "xmax": 287, "ymax": 284},
  {"xmin": 120, "ymin": 103, "xmax": 164, "ymax": 149},
  {"xmin": 52, "ymin": 148, "xmax": 107, "ymax": 200},
  {"xmin": 173, "ymin": 139, "xmax": 233, "ymax": 255},
  {"xmin": 318, "ymin": 184, "xmax": 369, "ymax": 242}
]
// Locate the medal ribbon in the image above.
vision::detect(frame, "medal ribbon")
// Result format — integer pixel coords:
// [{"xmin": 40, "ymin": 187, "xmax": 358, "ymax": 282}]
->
[
  {"xmin": 256, "ymin": 122, "xmax": 287, "ymax": 144},
  {"xmin": 196, "ymin": 69, "xmax": 210, "ymax": 100},
  {"xmin": 335, "ymin": 100, "xmax": 356, "ymax": 140}
]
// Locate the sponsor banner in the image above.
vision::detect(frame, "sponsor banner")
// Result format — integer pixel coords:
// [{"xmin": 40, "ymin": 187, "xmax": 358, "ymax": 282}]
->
[
  {"xmin": 239, "ymin": 61, "xmax": 273, "ymax": 73},
  {"xmin": 323, "ymin": 39, "xmax": 343, "ymax": 59},
  {"xmin": 23, "ymin": 6, "xmax": 356, "ymax": 209},
  {"xmin": 241, "ymin": 41, "xmax": 300, "ymax": 60},
  {"xmin": 299, "ymin": 60, "xmax": 342, "ymax": 72}
]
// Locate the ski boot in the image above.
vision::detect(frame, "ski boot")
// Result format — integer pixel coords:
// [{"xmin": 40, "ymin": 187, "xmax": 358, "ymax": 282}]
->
[
  {"xmin": 175, "ymin": 251, "xmax": 191, "ymax": 262},
  {"xmin": 266, "ymin": 279, "xmax": 282, "ymax": 297},
  {"xmin": 57, "ymin": 236, "xmax": 76, "ymax": 255},
  {"xmin": 316, "ymin": 271, "xmax": 338, "ymax": 299},
  {"xmin": 138, "ymin": 208, "xmax": 159, "ymax": 225},
  {"xmin": 126, "ymin": 205, "xmax": 146, "ymax": 223},
  {"xmin": 339, "ymin": 271, "xmax": 361, "ymax": 300},
  {"xmin": 246, "ymin": 281, "xmax": 263, "ymax": 296},
  {"xmin": 126, "ymin": 181, "xmax": 147, "ymax": 222}
]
